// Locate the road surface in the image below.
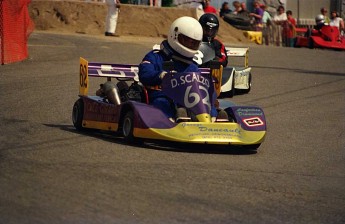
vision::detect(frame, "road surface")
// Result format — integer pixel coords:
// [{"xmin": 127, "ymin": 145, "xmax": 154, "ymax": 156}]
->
[{"xmin": 1, "ymin": 32, "xmax": 345, "ymax": 224}]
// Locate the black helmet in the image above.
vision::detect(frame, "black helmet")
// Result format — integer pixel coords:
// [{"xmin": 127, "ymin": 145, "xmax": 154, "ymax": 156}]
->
[{"xmin": 199, "ymin": 13, "xmax": 219, "ymax": 42}]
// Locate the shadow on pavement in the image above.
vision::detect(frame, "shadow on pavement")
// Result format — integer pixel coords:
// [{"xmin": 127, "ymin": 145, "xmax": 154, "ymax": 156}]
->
[{"xmin": 44, "ymin": 124, "xmax": 258, "ymax": 155}]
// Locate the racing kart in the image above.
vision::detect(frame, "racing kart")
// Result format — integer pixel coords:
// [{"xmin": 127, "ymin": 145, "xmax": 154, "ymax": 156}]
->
[
  {"xmin": 72, "ymin": 58, "xmax": 266, "ymax": 149},
  {"xmin": 196, "ymin": 43, "xmax": 252, "ymax": 98},
  {"xmin": 222, "ymin": 46, "xmax": 252, "ymax": 97},
  {"xmin": 295, "ymin": 25, "xmax": 345, "ymax": 50}
]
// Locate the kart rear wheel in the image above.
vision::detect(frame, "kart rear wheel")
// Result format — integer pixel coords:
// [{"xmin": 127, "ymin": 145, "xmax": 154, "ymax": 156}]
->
[
  {"xmin": 72, "ymin": 99, "xmax": 85, "ymax": 131},
  {"xmin": 122, "ymin": 111, "xmax": 143, "ymax": 144},
  {"xmin": 308, "ymin": 39, "xmax": 315, "ymax": 49}
]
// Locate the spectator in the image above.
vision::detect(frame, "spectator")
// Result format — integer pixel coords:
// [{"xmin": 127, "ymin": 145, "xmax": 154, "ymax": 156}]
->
[
  {"xmin": 203, "ymin": 0, "xmax": 217, "ymax": 14},
  {"xmin": 241, "ymin": 2, "xmax": 247, "ymax": 12},
  {"xmin": 138, "ymin": 17, "xmax": 203, "ymax": 121},
  {"xmin": 232, "ymin": 1, "xmax": 246, "ymax": 15},
  {"xmin": 330, "ymin": 10, "xmax": 344, "ymax": 35},
  {"xmin": 260, "ymin": 4, "xmax": 273, "ymax": 45},
  {"xmin": 320, "ymin": 7, "xmax": 330, "ymax": 24},
  {"xmin": 219, "ymin": 2, "xmax": 232, "ymax": 18},
  {"xmin": 105, "ymin": 0, "xmax": 121, "ymax": 37},
  {"xmin": 249, "ymin": 1, "xmax": 264, "ymax": 31},
  {"xmin": 282, "ymin": 10, "xmax": 296, "ymax": 47},
  {"xmin": 273, "ymin": 5, "xmax": 287, "ymax": 46}
]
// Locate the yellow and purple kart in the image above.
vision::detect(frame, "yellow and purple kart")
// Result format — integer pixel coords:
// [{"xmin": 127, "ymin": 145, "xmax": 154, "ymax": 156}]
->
[{"xmin": 72, "ymin": 58, "xmax": 266, "ymax": 150}]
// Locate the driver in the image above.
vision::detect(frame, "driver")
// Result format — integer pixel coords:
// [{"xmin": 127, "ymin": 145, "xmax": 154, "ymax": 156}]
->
[
  {"xmin": 199, "ymin": 13, "xmax": 228, "ymax": 67},
  {"xmin": 305, "ymin": 14, "xmax": 326, "ymax": 37},
  {"xmin": 138, "ymin": 16, "xmax": 203, "ymax": 122}
]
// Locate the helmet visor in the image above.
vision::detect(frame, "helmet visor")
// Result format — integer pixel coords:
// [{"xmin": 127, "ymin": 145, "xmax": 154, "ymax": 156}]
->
[
  {"xmin": 203, "ymin": 27, "xmax": 218, "ymax": 38},
  {"xmin": 177, "ymin": 34, "xmax": 201, "ymax": 51}
]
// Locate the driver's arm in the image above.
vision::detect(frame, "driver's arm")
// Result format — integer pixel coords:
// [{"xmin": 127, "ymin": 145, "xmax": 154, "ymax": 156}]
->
[
  {"xmin": 214, "ymin": 40, "xmax": 228, "ymax": 67},
  {"xmin": 138, "ymin": 51, "xmax": 164, "ymax": 87}
]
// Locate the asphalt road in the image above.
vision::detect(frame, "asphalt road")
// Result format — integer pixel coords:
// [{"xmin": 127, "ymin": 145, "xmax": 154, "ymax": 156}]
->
[{"xmin": 1, "ymin": 32, "xmax": 345, "ymax": 224}]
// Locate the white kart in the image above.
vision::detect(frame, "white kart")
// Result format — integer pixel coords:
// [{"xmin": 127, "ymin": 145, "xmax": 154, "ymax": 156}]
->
[{"xmin": 220, "ymin": 47, "xmax": 252, "ymax": 98}]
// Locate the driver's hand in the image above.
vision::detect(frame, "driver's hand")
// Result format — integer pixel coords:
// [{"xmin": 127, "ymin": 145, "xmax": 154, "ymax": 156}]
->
[{"xmin": 159, "ymin": 71, "xmax": 167, "ymax": 79}]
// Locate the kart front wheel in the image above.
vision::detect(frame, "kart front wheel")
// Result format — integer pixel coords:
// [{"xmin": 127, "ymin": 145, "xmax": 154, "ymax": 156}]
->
[
  {"xmin": 122, "ymin": 111, "xmax": 142, "ymax": 144},
  {"xmin": 72, "ymin": 99, "xmax": 85, "ymax": 131}
]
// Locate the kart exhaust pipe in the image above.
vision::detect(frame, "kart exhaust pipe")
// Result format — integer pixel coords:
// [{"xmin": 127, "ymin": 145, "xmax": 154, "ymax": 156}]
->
[{"xmin": 102, "ymin": 81, "xmax": 121, "ymax": 105}]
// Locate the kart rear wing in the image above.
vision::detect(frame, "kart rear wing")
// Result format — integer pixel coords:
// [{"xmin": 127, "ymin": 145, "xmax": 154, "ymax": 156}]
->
[
  {"xmin": 79, "ymin": 57, "xmax": 214, "ymax": 96},
  {"xmin": 79, "ymin": 57, "xmax": 140, "ymax": 96},
  {"xmin": 226, "ymin": 47, "xmax": 249, "ymax": 68}
]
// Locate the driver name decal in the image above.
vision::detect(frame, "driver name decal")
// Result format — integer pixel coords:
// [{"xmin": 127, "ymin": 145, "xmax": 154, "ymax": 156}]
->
[
  {"xmin": 161, "ymin": 72, "xmax": 215, "ymax": 116},
  {"xmin": 170, "ymin": 73, "xmax": 210, "ymax": 88}
]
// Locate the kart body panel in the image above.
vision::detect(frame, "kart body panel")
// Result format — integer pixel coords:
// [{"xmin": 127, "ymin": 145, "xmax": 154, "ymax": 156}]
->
[{"xmin": 220, "ymin": 47, "xmax": 251, "ymax": 95}]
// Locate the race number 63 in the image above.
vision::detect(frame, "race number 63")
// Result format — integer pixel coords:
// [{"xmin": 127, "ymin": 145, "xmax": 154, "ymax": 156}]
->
[{"xmin": 79, "ymin": 57, "xmax": 89, "ymax": 95}]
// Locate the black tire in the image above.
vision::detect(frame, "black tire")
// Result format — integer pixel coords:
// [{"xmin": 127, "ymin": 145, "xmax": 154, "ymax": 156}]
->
[
  {"xmin": 72, "ymin": 99, "xmax": 85, "ymax": 131},
  {"xmin": 122, "ymin": 111, "xmax": 143, "ymax": 144},
  {"xmin": 308, "ymin": 38, "xmax": 314, "ymax": 49}
]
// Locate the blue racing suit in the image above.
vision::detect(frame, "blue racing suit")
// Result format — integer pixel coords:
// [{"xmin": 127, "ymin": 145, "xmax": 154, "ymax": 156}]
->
[
  {"xmin": 139, "ymin": 40, "xmax": 217, "ymax": 119},
  {"xmin": 139, "ymin": 41, "xmax": 199, "ymax": 118}
]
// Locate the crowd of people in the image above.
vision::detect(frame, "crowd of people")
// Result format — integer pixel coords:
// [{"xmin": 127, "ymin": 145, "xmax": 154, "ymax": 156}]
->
[
  {"xmin": 204, "ymin": 0, "xmax": 344, "ymax": 47},
  {"xmin": 102, "ymin": 0, "xmax": 344, "ymax": 47}
]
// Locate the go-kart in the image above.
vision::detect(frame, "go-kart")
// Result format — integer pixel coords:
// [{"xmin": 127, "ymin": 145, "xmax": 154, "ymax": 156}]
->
[
  {"xmin": 222, "ymin": 46, "xmax": 252, "ymax": 97},
  {"xmin": 295, "ymin": 25, "xmax": 345, "ymax": 50},
  {"xmin": 195, "ymin": 43, "xmax": 252, "ymax": 98},
  {"xmin": 72, "ymin": 57, "xmax": 266, "ymax": 149}
]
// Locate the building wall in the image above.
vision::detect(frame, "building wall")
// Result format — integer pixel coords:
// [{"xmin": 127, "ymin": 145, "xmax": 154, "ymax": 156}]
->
[{"xmin": 286, "ymin": 0, "xmax": 330, "ymax": 25}]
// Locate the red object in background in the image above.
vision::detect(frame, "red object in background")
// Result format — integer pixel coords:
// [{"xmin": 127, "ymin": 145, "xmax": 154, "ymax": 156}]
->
[
  {"xmin": 0, "ymin": 0, "xmax": 34, "ymax": 65},
  {"xmin": 295, "ymin": 25, "xmax": 345, "ymax": 50}
]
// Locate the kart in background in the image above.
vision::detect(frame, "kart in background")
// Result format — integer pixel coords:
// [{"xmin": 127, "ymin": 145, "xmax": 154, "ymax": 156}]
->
[
  {"xmin": 196, "ymin": 43, "xmax": 252, "ymax": 98},
  {"xmin": 72, "ymin": 58, "xmax": 266, "ymax": 150},
  {"xmin": 295, "ymin": 25, "xmax": 345, "ymax": 50},
  {"xmin": 222, "ymin": 46, "xmax": 252, "ymax": 98}
]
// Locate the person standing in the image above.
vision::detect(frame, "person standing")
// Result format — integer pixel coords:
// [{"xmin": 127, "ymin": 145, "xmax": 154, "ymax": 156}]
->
[
  {"xmin": 219, "ymin": 2, "xmax": 232, "ymax": 18},
  {"xmin": 261, "ymin": 4, "xmax": 272, "ymax": 45},
  {"xmin": 282, "ymin": 10, "xmax": 296, "ymax": 47},
  {"xmin": 249, "ymin": 1, "xmax": 264, "ymax": 31},
  {"xmin": 320, "ymin": 7, "xmax": 330, "ymax": 24},
  {"xmin": 203, "ymin": 0, "xmax": 217, "ymax": 14},
  {"xmin": 273, "ymin": 5, "xmax": 287, "ymax": 46},
  {"xmin": 330, "ymin": 10, "xmax": 345, "ymax": 36},
  {"xmin": 105, "ymin": 0, "xmax": 121, "ymax": 37}
]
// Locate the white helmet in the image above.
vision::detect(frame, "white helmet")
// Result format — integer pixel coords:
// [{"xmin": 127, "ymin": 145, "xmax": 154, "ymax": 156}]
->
[
  {"xmin": 315, "ymin": 14, "xmax": 325, "ymax": 24},
  {"xmin": 168, "ymin": 16, "xmax": 203, "ymax": 58}
]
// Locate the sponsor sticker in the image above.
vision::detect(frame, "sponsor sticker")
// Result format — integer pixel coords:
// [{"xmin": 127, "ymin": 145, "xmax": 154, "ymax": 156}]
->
[{"xmin": 243, "ymin": 117, "xmax": 264, "ymax": 127}]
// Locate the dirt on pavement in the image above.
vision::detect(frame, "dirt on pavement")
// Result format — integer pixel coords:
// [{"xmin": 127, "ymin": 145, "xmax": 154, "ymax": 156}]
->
[{"xmin": 28, "ymin": 0, "xmax": 252, "ymax": 45}]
